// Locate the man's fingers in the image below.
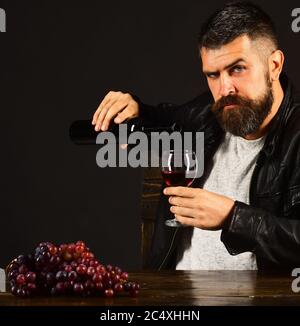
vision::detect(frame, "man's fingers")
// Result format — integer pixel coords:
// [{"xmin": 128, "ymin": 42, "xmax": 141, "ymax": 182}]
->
[
  {"xmin": 173, "ymin": 214, "xmax": 197, "ymax": 227},
  {"xmin": 170, "ymin": 206, "xmax": 197, "ymax": 218},
  {"xmin": 92, "ymin": 108, "xmax": 100, "ymax": 125},
  {"xmin": 93, "ymin": 98, "xmax": 113, "ymax": 130},
  {"xmin": 164, "ymin": 186, "xmax": 196, "ymax": 198},
  {"xmin": 168, "ymin": 196, "xmax": 197, "ymax": 209},
  {"xmin": 101, "ymin": 101, "xmax": 129, "ymax": 131},
  {"xmin": 93, "ymin": 91, "xmax": 122, "ymax": 127},
  {"xmin": 92, "ymin": 103, "xmax": 104, "ymax": 125},
  {"xmin": 94, "ymin": 106, "xmax": 109, "ymax": 131},
  {"xmin": 92, "ymin": 94, "xmax": 114, "ymax": 125},
  {"xmin": 92, "ymin": 91, "xmax": 139, "ymax": 131},
  {"xmin": 114, "ymin": 105, "xmax": 137, "ymax": 124},
  {"xmin": 95, "ymin": 98, "xmax": 119, "ymax": 131},
  {"xmin": 114, "ymin": 108, "xmax": 131, "ymax": 124}
]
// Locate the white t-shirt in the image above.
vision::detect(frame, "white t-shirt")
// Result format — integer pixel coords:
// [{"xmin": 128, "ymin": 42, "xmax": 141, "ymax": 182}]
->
[{"xmin": 176, "ymin": 132, "xmax": 265, "ymax": 270}]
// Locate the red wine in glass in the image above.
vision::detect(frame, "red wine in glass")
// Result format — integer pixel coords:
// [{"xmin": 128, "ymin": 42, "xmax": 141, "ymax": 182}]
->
[
  {"xmin": 161, "ymin": 170, "xmax": 194, "ymax": 187},
  {"xmin": 161, "ymin": 150, "xmax": 198, "ymax": 227}
]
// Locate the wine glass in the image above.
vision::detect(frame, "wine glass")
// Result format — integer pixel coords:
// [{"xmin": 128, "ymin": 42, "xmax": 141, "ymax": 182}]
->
[{"xmin": 161, "ymin": 149, "xmax": 198, "ymax": 227}]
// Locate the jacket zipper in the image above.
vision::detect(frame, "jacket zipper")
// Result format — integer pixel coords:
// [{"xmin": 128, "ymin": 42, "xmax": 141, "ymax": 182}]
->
[{"xmin": 249, "ymin": 152, "xmax": 264, "ymax": 204}]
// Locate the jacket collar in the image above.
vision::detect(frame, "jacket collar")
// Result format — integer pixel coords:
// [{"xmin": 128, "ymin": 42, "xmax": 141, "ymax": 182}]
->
[{"xmin": 261, "ymin": 74, "xmax": 295, "ymax": 158}]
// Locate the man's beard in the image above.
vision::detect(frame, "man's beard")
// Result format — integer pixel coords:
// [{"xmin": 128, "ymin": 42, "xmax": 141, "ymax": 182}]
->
[{"xmin": 211, "ymin": 78, "xmax": 274, "ymax": 138}]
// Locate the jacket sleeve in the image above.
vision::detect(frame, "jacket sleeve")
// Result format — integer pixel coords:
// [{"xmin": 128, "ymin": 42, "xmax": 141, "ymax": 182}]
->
[
  {"xmin": 221, "ymin": 200, "xmax": 300, "ymax": 268},
  {"xmin": 133, "ymin": 91, "xmax": 213, "ymax": 128}
]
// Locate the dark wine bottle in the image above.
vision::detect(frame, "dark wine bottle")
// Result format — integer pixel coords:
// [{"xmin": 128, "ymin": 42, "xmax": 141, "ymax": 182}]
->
[{"xmin": 69, "ymin": 118, "xmax": 182, "ymax": 145}]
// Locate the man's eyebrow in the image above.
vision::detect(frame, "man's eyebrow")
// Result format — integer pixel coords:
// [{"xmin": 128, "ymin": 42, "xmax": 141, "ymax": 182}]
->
[{"xmin": 203, "ymin": 58, "xmax": 246, "ymax": 75}]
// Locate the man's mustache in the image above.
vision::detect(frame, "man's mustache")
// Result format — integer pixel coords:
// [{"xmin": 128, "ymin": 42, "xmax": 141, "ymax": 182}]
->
[{"xmin": 213, "ymin": 95, "xmax": 249, "ymax": 111}]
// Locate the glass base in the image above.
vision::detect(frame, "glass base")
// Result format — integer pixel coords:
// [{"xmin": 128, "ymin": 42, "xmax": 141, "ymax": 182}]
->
[{"xmin": 165, "ymin": 218, "xmax": 182, "ymax": 227}]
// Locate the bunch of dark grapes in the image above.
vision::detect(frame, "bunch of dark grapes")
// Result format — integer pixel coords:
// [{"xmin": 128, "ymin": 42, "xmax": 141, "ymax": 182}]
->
[
  {"xmin": 7, "ymin": 254, "xmax": 37, "ymax": 297},
  {"xmin": 6, "ymin": 241, "xmax": 140, "ymax": 298}
]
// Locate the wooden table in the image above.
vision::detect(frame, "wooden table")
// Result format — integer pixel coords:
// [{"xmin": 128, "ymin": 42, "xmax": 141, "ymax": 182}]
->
[{"xmin": 0, "ymin": 270, "xmax": 300, "ymax": 306}]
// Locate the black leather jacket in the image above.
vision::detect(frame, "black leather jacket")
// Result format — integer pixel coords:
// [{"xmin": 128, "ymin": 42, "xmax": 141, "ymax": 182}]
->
[{"xmin": 138, "ymin": 74, "xmax": 300, "ymax": 270}]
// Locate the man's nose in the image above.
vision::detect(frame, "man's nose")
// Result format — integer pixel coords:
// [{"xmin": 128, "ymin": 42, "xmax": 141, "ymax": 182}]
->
[{"xmin": 219, "ymin": 75, "xmax": 236, "ymax": 97}]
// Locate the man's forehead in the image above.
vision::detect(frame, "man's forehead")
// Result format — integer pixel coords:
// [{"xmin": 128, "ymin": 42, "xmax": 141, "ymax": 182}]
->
[{"xmin": 201, "ymin": 35, "xmax": 254, "ymax": 71}]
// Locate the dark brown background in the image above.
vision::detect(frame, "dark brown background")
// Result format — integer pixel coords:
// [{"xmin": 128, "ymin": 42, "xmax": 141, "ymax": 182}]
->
[{"xmin": 0, "ymin": 0, "xmax": 299, "ymax": 269}]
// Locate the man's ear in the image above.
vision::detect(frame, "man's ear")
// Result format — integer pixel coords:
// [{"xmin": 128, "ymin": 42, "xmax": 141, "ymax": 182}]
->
[{"xmin": 268, "ymin": 50, "xmax": 284, "ymax": 81}]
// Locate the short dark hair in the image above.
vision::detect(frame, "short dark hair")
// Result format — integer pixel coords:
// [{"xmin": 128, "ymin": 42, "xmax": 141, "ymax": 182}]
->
[{"xmin": 198, "ymin": 1, "xmax": 279, "ymax": 50}]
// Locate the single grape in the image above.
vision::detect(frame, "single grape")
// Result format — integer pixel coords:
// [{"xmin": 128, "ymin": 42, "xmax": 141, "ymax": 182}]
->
[
  {"xmin": 17, "ymin": 288, "xmax": 27, "ymax": 297},
  {"xmin": 63, "ymin": 251, "xmax": 73, "ymax": 261},
  {"xmin": 10, "ymin": 285, "xmax": 18, "ymax": 295},
  {"xmin": 104, "ymin": 289, "xmax": 114, "ymax": 297},
  {"xmin": 64, "ymin": 265, "xmax": 72, "ymax": 273},
  {"xmin": 113, "ymin": 274, "xmax": 121, "ymax": 283},
  {"xmin": 73, "ymin": 282, "xmax": 84, "ymax": 294},
  {"xmin": 114, "ymin": 283, "xmax": 124, "ymax": 293},
  {"xmin": 68, "ymin": 271, "xmax": 78, "ymax": 281},
  {"xmin": 46, "ymin": 272, "xmax": 55, "ymax": 285},
  {"xmin": 84, "ymin": 279, "xmax": 95, "ymax": 291},
  {"xmin": 16, "ymin": 255, "xmax": 27, "ymax": 265},
  {"xmin": 131, "ymin": 282, "xmax": 140, "ymax": 291},
  {"xmin": 8, "ymin": 269, "xmax": 19, "ymax": 281},
  {"xmin": 121, "ymin": 272, "xmax": 129, "ymax": 281},
  {"xmin": 106, "ymin": 265, "xmax": 113, "ymax": 272},
  {"xmin": 25, "ymin": 271, "xmax": 36, "ymax": 283},
  {"xmin": 114, "ymin": 267, "xmax": 122, "ymax": 275},
  {"xmin": 18, "ymin": 264, "xmax": 28, "ymax": 275},
  {"xmin": 48, "ymin": 245, "xmax": 58, "ymax": 255},
  {"xmin": 75, "ymin": 241, "xmax": 86, "ymax": 248},
  {"xmin": 67, "ymin": 243, "xmax": 76, "ymax": 253},
  {"xmin": 76, "ymin": 264, "xmax": 87, "ymax": 275},
  {"xmin": 27, "ymin": 283, "xmax": 37, "ymax": 292},
  {"xmin": 56, "ymin": 270, "xmax": 67, "ymax": 281},
  {"xmin": 123, "ymin": 282, "xmax": 132, "ymax": 292},
  {"xmin": 92, "ymin": 273, "xmax": 102, "ymax": 283},
  {"xmin": 87, "ymin": 267, "xmax": 95, "ymax": 276},
  {"xmin": 75, "ymin": 245, "xmax": 85, "ymax": 254},
  {"xmin": 89, "ymin": 260, "xmax": 99, "ymax": 267},
  {"xmin": 16, "ymin": 274, "xmax": 26, "ymax": 285},
  {"xmin": 55, "ymin": 282, "xmax": 65, "ymax": 294}
]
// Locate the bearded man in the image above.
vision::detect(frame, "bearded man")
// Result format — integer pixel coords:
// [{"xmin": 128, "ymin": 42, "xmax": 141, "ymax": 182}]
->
[{"xmin": 92, "ymin": 2, "xmax": 300, "ymax": 270}]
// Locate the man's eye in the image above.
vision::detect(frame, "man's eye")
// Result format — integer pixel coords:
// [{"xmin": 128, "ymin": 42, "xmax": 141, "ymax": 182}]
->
[
  {"xmin": 207, "ymin": 73, "xmax": 218, "ymax": 79},
  {"xmin": 232, "ymin": 66, "xmax": 245, "ymax": 73}
]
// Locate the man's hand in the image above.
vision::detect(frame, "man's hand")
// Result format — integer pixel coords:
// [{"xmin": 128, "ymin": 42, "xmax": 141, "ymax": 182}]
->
[
  {"xmin": 92, "ymin": 91, "xmax": 139, "ymax": 131},
  {"xmin": 163, "ymin": 187, "xmax": 235, "ymax": 230}
]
